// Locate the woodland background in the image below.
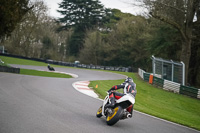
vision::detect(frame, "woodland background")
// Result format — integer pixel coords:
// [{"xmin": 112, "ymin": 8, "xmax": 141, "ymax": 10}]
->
[{"xmin": 0, "ymin": 0, "xmax": 199, "ymax": 87}]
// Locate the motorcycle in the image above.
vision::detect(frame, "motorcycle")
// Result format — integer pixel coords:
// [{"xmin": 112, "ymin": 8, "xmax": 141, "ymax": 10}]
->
[
  {"xmin": 96, "ymin": 92, "xmax": 135, "ymax": 126},
  {"xmin": 47, "ymin": 64, "xmax": 55, "ymax": 71}
]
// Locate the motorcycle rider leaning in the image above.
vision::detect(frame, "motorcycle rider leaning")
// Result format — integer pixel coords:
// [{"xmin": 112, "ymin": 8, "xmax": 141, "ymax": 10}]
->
[{"xmin": 105, "ymin": 77, "xmax": 137, "ymax": 118}]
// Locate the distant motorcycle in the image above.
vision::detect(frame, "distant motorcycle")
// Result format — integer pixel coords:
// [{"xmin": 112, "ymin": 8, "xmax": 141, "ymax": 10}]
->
[
  {"xmin": 96, "ymin": 92, "xmax": 135, "ymax": 126},
  {"xmin": 47, "ymin": 64, "xmax": 55, "ymax": 71}
]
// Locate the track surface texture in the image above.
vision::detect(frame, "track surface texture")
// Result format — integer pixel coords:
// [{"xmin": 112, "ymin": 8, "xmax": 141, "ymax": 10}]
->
[{"xmin": 0, "ymin": 65, "xmax": 199, "ymax": 133}]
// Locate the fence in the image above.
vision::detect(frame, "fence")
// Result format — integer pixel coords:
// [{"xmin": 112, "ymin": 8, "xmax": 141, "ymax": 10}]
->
[
  {"xmin": 152, "ymin": 56, "xmax": 185, "ymax": 85},
  {"xmin": 138, "ymin": 68, "xmax": 200, "ymax": 99}
]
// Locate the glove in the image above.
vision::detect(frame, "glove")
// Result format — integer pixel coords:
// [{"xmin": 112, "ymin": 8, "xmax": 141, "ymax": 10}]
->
[{"xmin": 107, "ymin": 89, "xmax": 114, "ymax": 94}]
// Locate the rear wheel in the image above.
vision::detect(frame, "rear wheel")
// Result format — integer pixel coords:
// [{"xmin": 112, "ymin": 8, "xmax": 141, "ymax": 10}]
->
[
  {"xmin": 106, "ymin": 106, "xmax": 123, "ymax": 126},
  {"xmin": 96, "ymin": 106, "xmax": 103, "ymax": 118}
]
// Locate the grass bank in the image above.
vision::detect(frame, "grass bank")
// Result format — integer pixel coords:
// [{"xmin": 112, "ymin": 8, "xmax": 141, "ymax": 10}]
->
[
  {"xmin": 0, "ymin": 56, "xmax": 47, "ymax": 66},
  {"xmin": 20, "ymin": 69, "xmax": 72, "ymax": 78},
  {"xmin": 89, "ymin": 72, "xmax": 200, "ymax": 131}
]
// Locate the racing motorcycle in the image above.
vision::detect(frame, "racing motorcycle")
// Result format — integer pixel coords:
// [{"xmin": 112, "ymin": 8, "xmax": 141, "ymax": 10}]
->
[
  {"xmin": 96, "ymin": 92, "xmax": 135, "ymax": 126},
  {"xmin": 47, "ymin": 64, "xmax": 55, "ymax": 71}
]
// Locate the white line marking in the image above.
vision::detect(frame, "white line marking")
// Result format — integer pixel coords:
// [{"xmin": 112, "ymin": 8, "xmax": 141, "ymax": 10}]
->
[{"xmin": 73, "ymin": 81, "xmax": 99, "ymax": 98}]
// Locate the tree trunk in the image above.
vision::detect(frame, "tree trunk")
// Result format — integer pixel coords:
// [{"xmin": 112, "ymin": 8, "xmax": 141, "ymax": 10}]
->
[{"xmin": 180, "ymin": 40, "xmax": 192, "ymax": 85}]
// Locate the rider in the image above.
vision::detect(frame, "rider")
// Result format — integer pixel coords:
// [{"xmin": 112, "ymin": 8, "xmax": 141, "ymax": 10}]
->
[{"xmin": 105, "ymin": 77, "xmax": 137, "ymax": 118}]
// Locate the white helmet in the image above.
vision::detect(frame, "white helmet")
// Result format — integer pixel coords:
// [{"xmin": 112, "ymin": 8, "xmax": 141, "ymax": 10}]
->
[{"xmin": 124, "ymin": 77, "xmax": 133, "ymax": 83}]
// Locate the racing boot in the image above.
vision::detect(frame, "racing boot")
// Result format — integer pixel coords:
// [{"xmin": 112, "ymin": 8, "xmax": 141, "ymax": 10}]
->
[{"xmin": 104, "ymin": 97, "xmax": 115, "ymax": 109}]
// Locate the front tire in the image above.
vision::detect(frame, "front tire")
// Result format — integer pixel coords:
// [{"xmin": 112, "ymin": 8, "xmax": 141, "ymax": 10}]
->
[
  {"xmin": 96, "ymin": 106, "xmax": 103, "ymax": 118},
  {"xmin": 106, "ymin": 106, "xmax": 123, "ymax": 126}
]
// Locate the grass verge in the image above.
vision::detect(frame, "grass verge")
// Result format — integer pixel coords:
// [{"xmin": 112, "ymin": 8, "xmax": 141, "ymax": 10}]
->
[
  {"xmin": 89, "ymin": 72, "xmax": 200, "ymax": 131},
  {"xmin": 20, "ymin": 69, "xmax": 72, "ymax": 78},
  {"xmin": 0, "ymin": 56, "xmax": 47, "ymax": 66}
]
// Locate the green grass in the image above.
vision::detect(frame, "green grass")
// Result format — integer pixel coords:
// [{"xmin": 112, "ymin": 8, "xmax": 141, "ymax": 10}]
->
[
  {"xmin": 0, "ymin": 56, "xmax": 47, "ymax": 66},
  {"xmin": 0, "ymin": 56, "xmax": 72, "ymax": 78},
  {"xmin": 0, "ymin": 58, "xmax": 10, "ymax": 67},
  {"xmin": 89, "ymin": 72, "xmax": 200, "ymax": 131},
  {"xmin": 20, "ymin": 69, "xmax": 72, "ymax": 78}
]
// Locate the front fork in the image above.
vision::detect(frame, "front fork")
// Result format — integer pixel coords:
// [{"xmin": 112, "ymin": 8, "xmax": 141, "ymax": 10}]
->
[{"xmin": 102, "ymin": 95, "xmax": 110, "ymax": 116}]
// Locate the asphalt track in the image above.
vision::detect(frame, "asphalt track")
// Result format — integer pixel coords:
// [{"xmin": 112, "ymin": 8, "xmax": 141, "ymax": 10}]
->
[{"xmin": 0, "ymin": 65, "xmax": 199, "ymax": 133}]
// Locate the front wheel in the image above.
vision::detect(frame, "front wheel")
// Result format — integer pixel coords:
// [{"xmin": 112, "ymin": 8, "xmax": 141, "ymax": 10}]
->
[
  {"xmin": 106, "ymin": 106, "xmax": 123, "ymax": 126},
  {"xmin": 96, "ymin": 106, "xmax": 103, "ymax": 118}
]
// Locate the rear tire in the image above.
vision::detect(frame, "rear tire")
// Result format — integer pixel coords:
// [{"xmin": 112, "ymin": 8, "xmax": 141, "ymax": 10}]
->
[
  {"xmin": 96, "ymin": 106, "xmax": 103, "ymax": 118},
  {"xmin": 106, "ymin": 106, "xmax": 123, "ymax": 126}
]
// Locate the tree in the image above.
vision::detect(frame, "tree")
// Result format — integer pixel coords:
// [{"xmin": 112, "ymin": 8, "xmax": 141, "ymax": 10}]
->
[
  {"xmin": 135, "ymin": 0, "xmax": 200, "ymax": 84},
  {"xmin": 57, "ymin": 0, "xmax": 112, "ymax": 56},
  {"xmin": 148, "ymin": 22, "xmax": 182, "ymax": 60},
  {"xmin": 57, "ymin": 0, "xmax": 111, "ymax": 30},
  {"xmin": 0, "ymin": 0, "xmax": 32, "ymax": 40},
  {"xmin": 41, "ymin": 36, "xmax": 53, "ymax": 59},
  {"xmin": 189, "ymin": 17, "xmax": 200, "ymax": 87},
  {"xmin": 79, "ymin": 30, "xmax": 104, "ymax": 65},
  {"xmin": 3, "ymin": 1, "xmax": 49, "ymax": 57},
  {"xmin": 2, "ymin": 1, "xmax": 71, "ymax": 61},
  {"xmin": 103, "ymin": 14, "xmax": 151, "ymax": 68}
]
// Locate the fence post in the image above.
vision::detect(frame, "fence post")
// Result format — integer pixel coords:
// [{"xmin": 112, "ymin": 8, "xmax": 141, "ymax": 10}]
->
[
  {"xmin": 181, "ymin": 61, "xmax": 185, "ymax": 85},
  {"xmin": 152, "ymin": 55, "xmax": 155, "ymax": 76},
  {"xmin": 171, "ymin": 60, "xmax": 174, "ymax": 82}
]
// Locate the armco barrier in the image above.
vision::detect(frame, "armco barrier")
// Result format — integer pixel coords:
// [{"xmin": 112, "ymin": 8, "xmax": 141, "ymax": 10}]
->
[
  {"xmin": 198, "ymin": 90, "xmax": 200, "ymax": 99},
  {"xmin": 138, "ymin": 68, "xmax": 200, "ymax": 99},
  {"xmin": 153, "ymin": 76, "xmax": 164, "ymax": 88},
  {"xmin": 143, "ymin": 73, "xmax": 150, "ymax": 82},
  {"xmin": 0, "ymin": 66, "xmax": 20, "ymax": 73},
  {"xmin": 0, "ymin": 53, "xmax": 137, "ymax": 72},
  {"xmin": 180, "ymin": 85, "xmax": 198, "ymax": 98},
  {"xmin": 138, "ymin": 68, "xmax": 145, "ymax": 79},
  {"xmin": 163, "ymin": 80, "xmax": 180, "ymax": 93}
]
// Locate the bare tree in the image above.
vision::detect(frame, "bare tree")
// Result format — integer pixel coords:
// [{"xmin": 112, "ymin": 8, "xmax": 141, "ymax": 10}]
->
[
  {"xmin": 3, "ymin": 0, "xmax": 71, "ymax": 60},
  {"xmin": 3, "ymin": 0, "xmax": 49, "ymax": 57}
]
